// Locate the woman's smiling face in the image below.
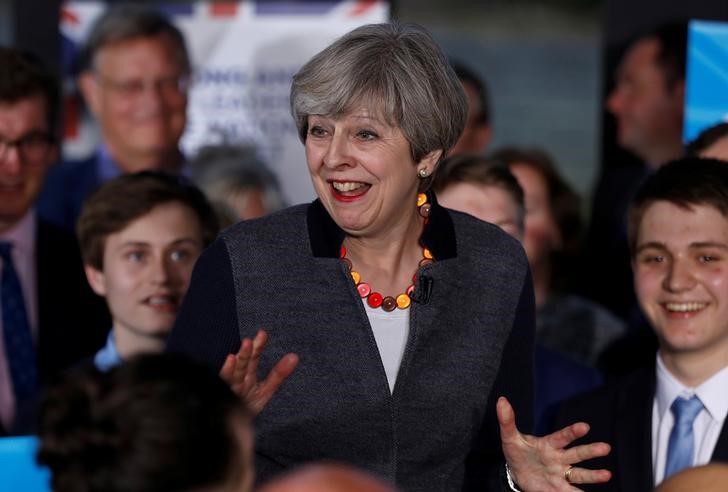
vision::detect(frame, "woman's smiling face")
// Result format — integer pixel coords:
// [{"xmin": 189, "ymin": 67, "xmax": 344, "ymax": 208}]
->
[{"xmin": 305, "ymin": 108, "xmax": 439, "ymax": 237}]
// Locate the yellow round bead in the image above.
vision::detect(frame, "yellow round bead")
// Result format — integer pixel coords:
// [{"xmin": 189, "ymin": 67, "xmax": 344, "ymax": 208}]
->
[
  {"xmin": 417, "ymin": 193, "xmax": 427, "ymax": 207},
  {"xmin": 396, "ymin": 293, "xmax": 411, "ymax": 309},
  {"xmin": 423, "ymin": 248, "xmax": 433, "ymax": 259},
  {"xmin": 351, "ymin": 271, "xmax": 361, "ymax": 284}
]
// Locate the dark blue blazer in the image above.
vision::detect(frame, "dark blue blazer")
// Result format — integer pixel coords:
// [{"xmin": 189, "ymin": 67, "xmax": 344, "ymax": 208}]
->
[
  {"xmin": 37, "ymin": 155, "xmax": 100, "ymax": 232},
  {"xmin": 534, "ymin": 344, "xmax": 601, "ymax": 436},
  {"xmin": 552, "ymin": 366, "xmax": 728, "ymax": 491}
]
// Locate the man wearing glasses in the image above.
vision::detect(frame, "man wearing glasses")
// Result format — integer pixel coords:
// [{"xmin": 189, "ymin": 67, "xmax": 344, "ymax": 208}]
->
[
  {"xmin": 0, "ymin": 48, "xmax": 109, "ymax": 435},
  {"xmin": 38, "ymin": 5, "xmax": 191, "ymax": 231}
]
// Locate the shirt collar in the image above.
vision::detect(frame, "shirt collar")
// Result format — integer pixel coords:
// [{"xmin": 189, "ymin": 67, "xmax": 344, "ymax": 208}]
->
[
  {"xmin": 305, "ymin": 191, "xmax": 457, "ymax": 260},
  {"xmin": 655, "ymin": 352, "xmax": 728, "ymax": 421},
  {"xmin": 695, "ymin": 365, "xmax": 728, "ymax": 421},
  {"xmin": 94, "ymin": 330, "xmax": 123, "ymax": 372},
  {"xmin": 97, "ymin": 144, "xmax": 190, "ymax": 182},
  {"xmin": 97, "ymin": 144, "xmax": 123, "ymax": 183},
  {"xmin": 0, "ymin": 209, "xmax": 36, "ymax": 254}
]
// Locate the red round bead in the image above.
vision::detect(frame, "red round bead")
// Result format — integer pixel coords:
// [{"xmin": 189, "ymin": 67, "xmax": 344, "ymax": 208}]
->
[
  {"xmin": 367, "ymin": 292, "xmax": 383, "ymax": 308},
  {"xmin": 340, "ymin": 245, "xmax": 347, "ymax": 258},
  {"xmin": 419, "ymin": 203, "xmax": 431, "ymax": 217}
]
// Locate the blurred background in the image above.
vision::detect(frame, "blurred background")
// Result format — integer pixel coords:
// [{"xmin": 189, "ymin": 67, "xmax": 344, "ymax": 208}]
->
[{"xmin": 1, "ymin": 0, "xmax": 727, "ymax": 203}]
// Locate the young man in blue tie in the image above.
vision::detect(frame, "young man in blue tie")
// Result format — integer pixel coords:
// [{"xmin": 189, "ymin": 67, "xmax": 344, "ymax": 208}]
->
[{"xmin": 555, "ymin": 157, "xmax": 728, "ymax": 491}]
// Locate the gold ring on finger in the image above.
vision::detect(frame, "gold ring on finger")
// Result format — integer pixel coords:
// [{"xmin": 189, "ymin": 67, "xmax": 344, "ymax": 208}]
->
[{"xmin": 564, "ymin": 466, "xmax": 574, "ymax": 483}]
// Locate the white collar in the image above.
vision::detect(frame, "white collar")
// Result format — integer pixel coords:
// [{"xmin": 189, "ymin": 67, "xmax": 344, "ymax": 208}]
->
[{"xmin": 656, "ymin": 352, "xmax": 728, "ymax": 422}]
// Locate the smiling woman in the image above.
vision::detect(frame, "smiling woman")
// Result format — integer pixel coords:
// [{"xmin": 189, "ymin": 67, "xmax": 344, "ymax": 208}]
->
[{"xmin": 167, "ymin": 22, "xmax": 611, "ymax": 491}]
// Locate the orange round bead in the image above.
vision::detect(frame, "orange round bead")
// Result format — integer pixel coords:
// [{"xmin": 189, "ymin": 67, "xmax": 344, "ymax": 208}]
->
[
  {"xmin": 351, "ymin": 271, "xmax": 361, "ymax": 284},
  {"xmin": 396, "ymin": 293, "xmax": 411, "ymax": 309},
  {"xmin": 417, "ymin": 193, "xmax": 427, "ymax": 207},
  {"xmin": 423, "ymin": 248, "xmax": 433, "ymax": 259}
]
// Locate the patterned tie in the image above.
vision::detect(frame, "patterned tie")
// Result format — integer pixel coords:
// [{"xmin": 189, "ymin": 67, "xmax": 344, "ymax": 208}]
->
[
  {"xmin": 0, "ymin": 241, "xmax": 37, "ymax": 399},
  {"xmin": 664, "ymin": 395, "xmax": 704, "ymax": 479}
]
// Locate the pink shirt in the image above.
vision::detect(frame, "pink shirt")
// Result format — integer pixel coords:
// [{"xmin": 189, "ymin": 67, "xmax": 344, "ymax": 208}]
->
[{"xmin": 0, "ymin": 210, "xmax": 38, "ymax": 430}]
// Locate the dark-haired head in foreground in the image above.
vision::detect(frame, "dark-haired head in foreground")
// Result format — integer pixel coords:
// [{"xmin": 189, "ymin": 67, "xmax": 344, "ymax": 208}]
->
[
  {"xmin": 37, "ymin": 353, "xmax": 253, "ymax": 492},
  {"xmin": 686, "ymin": 122, "xmax": 728, "ymax": 162}
]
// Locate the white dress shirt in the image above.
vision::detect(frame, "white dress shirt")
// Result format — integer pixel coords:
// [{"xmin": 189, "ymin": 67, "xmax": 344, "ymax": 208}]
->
[
  {"xmin": 0, "ymin": 210, "xmax": 38, "ymax": 431},
  {"xmin": 652, "ymin": 353, "xmax": 728, "ymax": 485},
  {"xmin": 364, "ymin": 302, "xmax": 409, "ymax": 393}
]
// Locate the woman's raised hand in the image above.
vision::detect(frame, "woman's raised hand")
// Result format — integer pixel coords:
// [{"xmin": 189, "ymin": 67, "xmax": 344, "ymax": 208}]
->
[
  {"xmin": 219, "ymin": 329, "xmax": 299, "ymax": 416},
  {"xmin": 497, "ymin": 397, "xmax": 612, "ymax": 491}
]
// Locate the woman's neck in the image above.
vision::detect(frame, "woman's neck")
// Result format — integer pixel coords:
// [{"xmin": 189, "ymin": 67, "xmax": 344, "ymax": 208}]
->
[{"xmin": 344, "ymin": 211, "xmax": 426, "ymax": 296}]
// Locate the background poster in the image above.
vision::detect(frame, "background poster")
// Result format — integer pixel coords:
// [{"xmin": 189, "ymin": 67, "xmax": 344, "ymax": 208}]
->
[
  {"xmin": 61, "ymin": 1, "xmax": 390, "ymax": 204},
  {"xmin": 684, "ymin": 19, "xmax": 728, "ymax": 143}
]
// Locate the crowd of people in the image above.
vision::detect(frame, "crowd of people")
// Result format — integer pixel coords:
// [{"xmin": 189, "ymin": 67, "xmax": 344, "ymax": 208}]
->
[{"xmin": 2, "ymin": 4, "xmax": 728, "ymax": 492}]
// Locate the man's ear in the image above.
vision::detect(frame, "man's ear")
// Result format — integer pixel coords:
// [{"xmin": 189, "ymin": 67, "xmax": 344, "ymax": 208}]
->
[
  {"xmin": 84, "ymin": 264, "xmax": 107, "ymax": 297},
  {"xmin": 419, "ymin": 149, "xmax": 443, "ymax": 176},
  {"xmin": 78, "ymin": 71, "xmax": 102, "ymax": 118}
]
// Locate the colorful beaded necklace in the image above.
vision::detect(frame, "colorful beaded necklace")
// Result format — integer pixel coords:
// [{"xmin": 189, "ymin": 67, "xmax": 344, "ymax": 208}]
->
[{"xmin": 340, "ymin": 193, "xmax": 434, "ymax": 312}]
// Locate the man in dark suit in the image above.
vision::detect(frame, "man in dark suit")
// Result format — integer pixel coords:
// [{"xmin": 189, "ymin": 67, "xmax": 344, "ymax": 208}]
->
[
  {"xmin": 555, "ymin": 157, "xmax": 728, "ymax": 491},
  {"xmin": 37, "ymin": 5, "xmax": 191, "ymax": 231},
  {"xmin": 584, "ymin": 22, "xmax": 687, "ymax": 327},
  {"xmin": 0, "ymin": 47, "xmax": 109, "ymax": 435}
]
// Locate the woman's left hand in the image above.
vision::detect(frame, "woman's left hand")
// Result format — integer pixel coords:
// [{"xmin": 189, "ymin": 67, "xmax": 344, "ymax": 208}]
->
[
  {"xmin": 219, "ymin": 329, "xmax": 299, "ymax": 417},
  {"xmin": 497, "ymin": 397, "xmax": 612, "ymax": 491}
]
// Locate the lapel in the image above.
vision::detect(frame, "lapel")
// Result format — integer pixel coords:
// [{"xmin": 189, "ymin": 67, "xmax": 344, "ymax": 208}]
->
[
  {"xmin": 710, "ymin": 417, "xmax": 728, "ymax": 461},
  {"xmin": 615, "ymin": 368, "xmax": 656, "ymax": 492}
]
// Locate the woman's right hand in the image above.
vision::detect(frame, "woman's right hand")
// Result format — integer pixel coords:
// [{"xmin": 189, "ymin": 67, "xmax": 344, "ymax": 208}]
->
[{"xmin": 219, "ymin": 329, "xmax": 299, "ymax": 416}]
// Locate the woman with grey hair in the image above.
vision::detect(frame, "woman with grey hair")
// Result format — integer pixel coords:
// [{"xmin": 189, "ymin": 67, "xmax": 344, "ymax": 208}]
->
[{"xmin": 168, "ymin": 23, "xmax": 610, "ymax": 491}]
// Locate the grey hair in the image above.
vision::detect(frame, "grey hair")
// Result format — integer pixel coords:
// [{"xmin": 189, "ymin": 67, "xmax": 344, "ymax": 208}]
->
[
  {"xmin": 290, "ymin": 22, "xmax": 467, "ymax": 163},
  {"xmin": 190, "ymin": 144, "xmax": 285, "ymax": 217},
  {"xmin": 80, "ymin": 5, "xmax": 190, "ymax": 73}
]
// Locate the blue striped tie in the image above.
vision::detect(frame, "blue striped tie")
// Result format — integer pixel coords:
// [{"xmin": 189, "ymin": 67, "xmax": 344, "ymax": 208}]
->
[
  {"xmin": 0, "ymin": 241, "xmax": 37, "ymax": 399},
  {"xmin": 664, "ymin": 395, "xmax": 704, "ymax": 479}
]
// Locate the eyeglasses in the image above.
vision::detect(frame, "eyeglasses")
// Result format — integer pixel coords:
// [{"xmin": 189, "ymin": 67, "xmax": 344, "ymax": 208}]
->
[
  {"xmin": 94, "ymin": 72, "xmax": 191, "ymax": 99},
  {"xmin": 0, "ymin": 132, "xmax": 55, "ymax": 164}
]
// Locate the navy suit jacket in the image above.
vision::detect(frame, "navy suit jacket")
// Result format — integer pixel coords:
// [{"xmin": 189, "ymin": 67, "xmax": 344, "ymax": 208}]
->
[
  {"xmin": 534, "ymin": 344, "xmax": 601, "ymax": 436},
  {"xmin": 553, "ymin": 366, "xmax": 728, "ymax": 491},
  {"xmin": 37, "ymin": 155, "xmax": 100, "ymax": 232},
  {"xmin": 1, "ymin": 219, "xmax": 110, "ymax": 435}
]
